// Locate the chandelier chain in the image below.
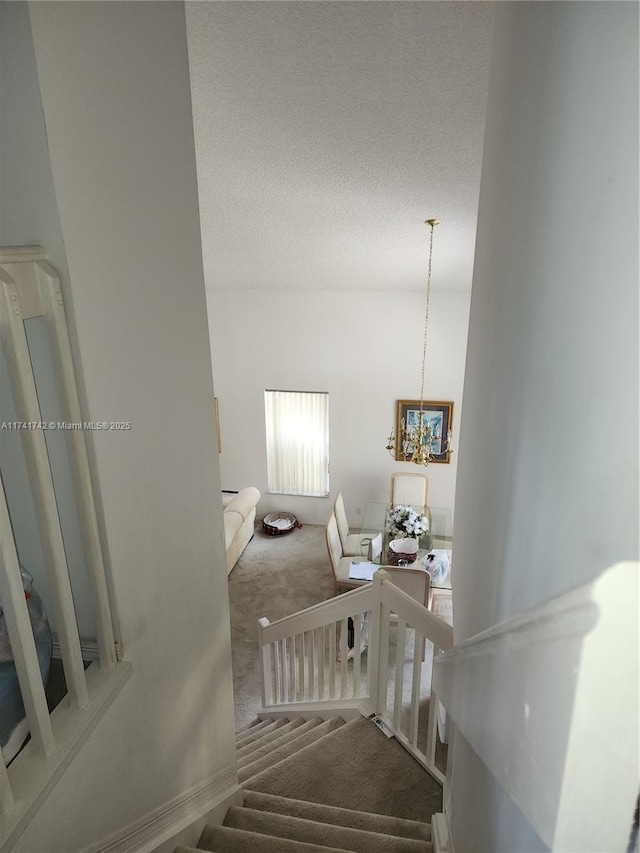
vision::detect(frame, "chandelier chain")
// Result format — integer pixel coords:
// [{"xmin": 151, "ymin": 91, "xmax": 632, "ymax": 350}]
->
[
  {"xmin": 418, "ymin": 221, "xmax": 436, "ymax": 407},
  {"xmin": 385, "ymin": 216, "xmax": 451, "ymax": 467}
]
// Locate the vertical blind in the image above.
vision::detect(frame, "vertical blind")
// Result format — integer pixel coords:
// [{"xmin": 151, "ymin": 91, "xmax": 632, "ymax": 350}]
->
[{"xmin": 264, "ymin": 390, "xmax": 329, "ymax": 496}]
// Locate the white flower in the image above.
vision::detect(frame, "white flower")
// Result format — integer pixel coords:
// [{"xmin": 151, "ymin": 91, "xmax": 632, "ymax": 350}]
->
[{"xmin": 386, "ymin": 504, "xmax": 429, "ymax": 539}]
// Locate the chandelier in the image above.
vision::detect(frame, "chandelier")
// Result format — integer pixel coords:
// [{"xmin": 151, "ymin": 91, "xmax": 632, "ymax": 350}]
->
[{"xmin": 385, "ymin": 218, "xmax": 453, "ymax": 466}]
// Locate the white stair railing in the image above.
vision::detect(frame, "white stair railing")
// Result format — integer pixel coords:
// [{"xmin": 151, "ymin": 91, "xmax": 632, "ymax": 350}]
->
[
  {"xmin": 260, "ymin": 585, "xmax": 374, "ymax": 709},
  {"xmin": 0, "ymin": 247, "xmax": 130, "ymax": 849},
  {"xmin": 372, "ymin": 577, "xmax": 453, "ymax": 785},
  {"xmin": 258, "ymin": 569, "xmax": 454, "ymax": 785}
]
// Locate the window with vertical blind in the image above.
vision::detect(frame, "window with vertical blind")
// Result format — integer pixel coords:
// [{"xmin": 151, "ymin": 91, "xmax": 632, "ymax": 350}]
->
[{"xmin": 264, "ymin": 390, "xmax": 329, "ymax": 496}]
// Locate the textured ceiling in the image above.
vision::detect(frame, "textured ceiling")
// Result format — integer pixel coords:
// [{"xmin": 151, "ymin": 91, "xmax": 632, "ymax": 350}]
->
[{"xmin": 187, "ymin": 2, "xmax": 494, "ymax": 291}]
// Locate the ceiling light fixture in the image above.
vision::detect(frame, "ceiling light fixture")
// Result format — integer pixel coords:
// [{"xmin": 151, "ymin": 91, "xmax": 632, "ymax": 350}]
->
[{"xmin": 385, "ymin": 218, "xmax": 453, "ymax": 466}]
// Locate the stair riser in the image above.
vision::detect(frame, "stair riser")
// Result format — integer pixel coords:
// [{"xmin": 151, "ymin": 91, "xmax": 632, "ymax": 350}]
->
[
  {"xmin": 195, "ymin": 825, "xmax": 356, "ymax": 853},
  {"xmin": 237, "ymin": 719, "xmax": 321, "ymax": 766},
  {"xmin": 235, "ymin": 718, "xmax": 287, "ymax": 747},
  {"xmin": 238, "ymin": 717, "xmax": 344, "ymax": 784},
  {"xmin": 236, "ymin": 718, "xmax": 273, "ymax": 738},
  {"xmin": 205, "ymin": 714, "xmax": 436, "ymax": 853},
  {"xmin": 242, "ymin": 791, "xmax": 431, "ymax": 842},
  {"xmin": 224, "ymin": 806, "xmax": 432, "ymax": 852}
]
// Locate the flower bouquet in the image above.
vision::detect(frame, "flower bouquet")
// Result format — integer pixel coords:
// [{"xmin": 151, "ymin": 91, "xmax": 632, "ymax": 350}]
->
[{"xmin": 386, "ymin": 504, "xmax": 430, "ymax": 539}]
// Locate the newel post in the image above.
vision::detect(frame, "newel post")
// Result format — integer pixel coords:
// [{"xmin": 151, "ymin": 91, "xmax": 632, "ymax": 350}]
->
[
  {"xmin": 258, "ymin": 617, "xmax": 272, "ymax": 707},
  {"xmin": 367, "ymin": 569, "xmax": 388, "ymax": 716}
]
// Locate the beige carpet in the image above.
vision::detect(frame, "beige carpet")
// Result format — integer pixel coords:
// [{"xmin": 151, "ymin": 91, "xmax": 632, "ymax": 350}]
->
[
  {"xmin": 242, "ymin": 715, "xmax": 443, "ymax": 823},
  {"xmin": 228, "ymin": 522, "xmax": 335, "ymax": 729}
]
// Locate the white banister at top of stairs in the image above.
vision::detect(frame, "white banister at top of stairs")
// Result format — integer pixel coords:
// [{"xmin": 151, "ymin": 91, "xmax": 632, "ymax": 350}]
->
[
  {"xmin": 0, "ymin": 262, "xmax": 89, "ymax": 709},
  {"xmin": 0, "ymin": 251, "xmax": 116, "ymax": 674},
  {"xmin": 258, "ymin": 569, "xmax": 454, "ymax": 786},
  {"xmin": 0, "ymin": 248, "xmax": 128, "ymax": 849},
  {"xmin": 432, "ymin": 561, "xmax": 639, "ymax": 853}
]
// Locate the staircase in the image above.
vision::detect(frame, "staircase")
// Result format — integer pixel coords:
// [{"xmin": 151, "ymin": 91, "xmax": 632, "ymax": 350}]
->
[{"xmin": 175, "ymin": 714, "xmax": 436, "ymax": 852}]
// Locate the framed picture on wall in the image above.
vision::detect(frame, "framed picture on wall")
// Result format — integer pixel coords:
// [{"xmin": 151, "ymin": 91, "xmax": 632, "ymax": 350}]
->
[{"xmin": 395, "ymin": 400, "xmax": 454, "ymax": 464}]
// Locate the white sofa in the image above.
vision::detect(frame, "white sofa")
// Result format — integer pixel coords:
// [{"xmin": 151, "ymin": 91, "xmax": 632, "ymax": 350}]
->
[{"xmin": 222, "ymin": 487, "xmax": 261, "ymax": 574}]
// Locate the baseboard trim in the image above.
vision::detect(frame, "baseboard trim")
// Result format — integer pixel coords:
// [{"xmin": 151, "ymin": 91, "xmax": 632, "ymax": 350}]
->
[
  {"xmin": 81, "ymin": 769, "xmax": 239, "ymax": 853},
  {"xmin": 432, "ymin": 812, "xmax": 455, "ymax": 853}
]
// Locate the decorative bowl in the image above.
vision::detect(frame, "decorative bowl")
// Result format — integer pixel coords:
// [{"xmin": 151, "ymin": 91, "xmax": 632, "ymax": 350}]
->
[{"xmin": 387, "ymin": 537, "xmax": 419, "ymax": 566}]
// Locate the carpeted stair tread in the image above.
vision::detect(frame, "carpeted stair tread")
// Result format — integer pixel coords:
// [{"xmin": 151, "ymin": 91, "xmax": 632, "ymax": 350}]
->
[
  {"xmin": 192, "ymin": 825, "xmax": 354, "ymax": 853},
  {"xmin": 237, "ymin": 718, "xmax": 325, "ymax": 767},
  {"xmin": 235, "ymin": 718, "xmax": 284, "ymax": 746},
  {"xmin": 243, "ymin": 715, "xmax": 441, "ymax": 822},
  {"xmin": 235, "ymin": 717, "xmax": 288, "ymax": 748},
  {"xmin": 223, "ymin": 806, "xmax": 432, "ymax": 852},
  {"xmin": 242, "ymin": 791, "xmax": 431, "ymax": 841},
  {"xmin": 235, "ymin": 718, "xmax": 274, "ymax": 738},
  {"xmin": 237, "ymin": 718, "xmax": 309, "ymax": 761},
  {"xmin": 238, "ymin": 717, "xmax": 345, "ymax": 784}
]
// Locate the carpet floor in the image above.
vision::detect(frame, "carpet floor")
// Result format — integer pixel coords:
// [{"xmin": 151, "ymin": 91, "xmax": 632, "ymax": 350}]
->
[
  {"xmin": 228, "ymin": 522, "xmax": 335, "ymax": 729},
  {"xmin": 242, "ymin": 714, "xmax": 442, "ymax": 822}
]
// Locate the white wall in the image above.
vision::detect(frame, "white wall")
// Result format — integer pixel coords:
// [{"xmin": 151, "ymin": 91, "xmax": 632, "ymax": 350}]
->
[
  {"xmin": 452, "ymin": 3, "xmax": 638, "ymax": 852},
  {"xmin": 207, "ymin": 288, "xmax": 470, "ymax": 526},
  {"xmin": 0, "ymin": 2, "xmax": 96, "ymax": 638},
  {"xmin": 8, "ymin": 3, "xmax": 237, "ymax": 851}
]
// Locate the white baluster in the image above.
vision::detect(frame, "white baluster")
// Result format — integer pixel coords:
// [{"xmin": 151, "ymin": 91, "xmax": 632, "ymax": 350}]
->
[
  {"xmin": 0, "ymin": 478, "xmax": 55, "ymax": 757},
  {"xmin": 409, "ymin": 629, "xmax": 424, "ymax": 746},
  {"xmin": 425, "ymin": 643, "xmax": 440, "ymax": 765},
  {"xmin": 297, "ymin": 632, "xmax": 305, "ymax": 700},
  {"xmin": 328, "ymin": 625, "xmax": 336, "ymax": 699},
  {"xmin": 37, "ymin": 261, "xmax": 116, "ymax": 669},
  {"xmin": 0, "ymin": 270, "xmax": 88, "ymax": 709},
  {"xmin": 393, "ymin": 620, "xmax": 406, "ymax": 730},
  {"xmin": 377, "ymin": 602, "xmax": 391, "ymax": 717},
  {"xmin": 318, "ymin": 626, "xmax": 326, "ymax": 700},
  {"xmin": 258, "ymin": 617, "xmax": 272, "ymax": 706},
  {"xmin": 353, "ymin": 614, "xmax": 362, "ymax": 697},
  {"xmin": 307, "ymin": 629, "xmax": 315, "ymax": 700},
  {"xmin": 339, "ymin": 618, "xmax": 349, "ymax": 698}
]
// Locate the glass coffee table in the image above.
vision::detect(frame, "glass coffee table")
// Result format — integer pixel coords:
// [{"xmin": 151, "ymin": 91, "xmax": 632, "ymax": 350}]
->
[{"xmin": 355, "ymin": 502, "xmax": 453, "ymax": 600}]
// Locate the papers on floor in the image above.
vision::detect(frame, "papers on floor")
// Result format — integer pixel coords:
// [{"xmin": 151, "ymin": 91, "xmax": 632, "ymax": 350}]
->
[{"xmin": 348, "ymin": 560, "xmax": 378, "ymax": 581}]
